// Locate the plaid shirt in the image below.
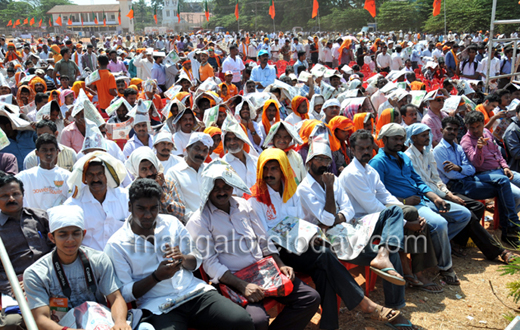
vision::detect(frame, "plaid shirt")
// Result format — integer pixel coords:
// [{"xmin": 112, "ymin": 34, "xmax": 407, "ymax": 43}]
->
[{"xmin": 162, "ymin": 178, "xmax": 186, "ymax": 223}]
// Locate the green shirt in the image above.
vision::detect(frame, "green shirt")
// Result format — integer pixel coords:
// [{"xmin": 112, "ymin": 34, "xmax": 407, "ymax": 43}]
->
[{"xmin": 54, "ymin": 59, "xmax": 79, "ymax": 82}]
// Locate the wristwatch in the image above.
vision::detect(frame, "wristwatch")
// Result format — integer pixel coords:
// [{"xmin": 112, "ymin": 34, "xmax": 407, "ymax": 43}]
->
[{"xmin": 251, "ymin": 131, "xmax": 257, "ymax": 136}]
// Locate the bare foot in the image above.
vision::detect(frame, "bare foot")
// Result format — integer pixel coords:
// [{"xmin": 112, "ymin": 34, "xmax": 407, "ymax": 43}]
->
[{"xmin": 370, "ymin": 249, "xmax": 403, "ymax": 280}]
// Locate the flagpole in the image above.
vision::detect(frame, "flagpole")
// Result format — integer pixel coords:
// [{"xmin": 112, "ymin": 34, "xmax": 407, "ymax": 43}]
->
[
  {"xmin": 318, "ymin": 8, "xmax": 320, "ymax": 32},
  {"xmin": 444, "ymin": 0, "xmax": 446, "ymax": 36}
]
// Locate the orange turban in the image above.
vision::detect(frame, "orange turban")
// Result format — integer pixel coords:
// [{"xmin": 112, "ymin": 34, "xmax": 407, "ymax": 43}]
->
[
  {"xmin": 48, "ymin": 90, "xmax": 62, "ymax": 106},
  {"xmin": 327, "ymin": 116, "xmax": 355, "ymax": 152},
  {"xmin": 290, "ymin": 96, "xmax": 309, "ymax": 120},
  {"xmin": 298, "ymin": 119, "xmax": 321, "ymax": 146},
  {"xmin": 16, "ymin": 85, "xmax": 35, "ymax": 105},
  {"xmin": 262, "ymin": 100, "xmax": 280, "ymax": 136},
  {"xmin": 353, "ymin": 112, "xmax": 373, "ymax": 132},
  {"xmin": 29, "ymin": 77, "xmax": 47, "ymax": 93},
  {"xmin": 204, "ymin": 126, "xmax": 224, "ymax": 159}
]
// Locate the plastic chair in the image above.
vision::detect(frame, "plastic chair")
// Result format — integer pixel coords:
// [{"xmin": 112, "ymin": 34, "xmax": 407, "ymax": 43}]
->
[{"xmin": 478, "ymin": 197, "xmax": 499, "ymax": 229}]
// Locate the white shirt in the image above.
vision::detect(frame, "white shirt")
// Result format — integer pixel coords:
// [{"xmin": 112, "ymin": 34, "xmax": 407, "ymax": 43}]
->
[
  {"xmin": 159, "ymin": 154, "xmax": 184, "ymax": 173},
  {"xmin": 246, "ymin": 121, "xmax": 264, "ymax": 154},
  {"xmin": 284, "ymin": 112, "xmax": 305, "ymax": 126},
  {"xmin": 64, "ymin": 186, "xmax": 129, "ymax": 251},
  {"xmin": 296, "ymin": 174, "xmax": 354, "ymax": 227},
  {"xmin": 404, "ymin": 144, "xmax": 450, "ymax": 198},
  {"xmin": 133, "ymin": 53, "xmax": 154, "ymax": 80},
  {"xmin": 166, "ymin": 162, "xmax": 206, "ymax": 219},
  {"xmin": 331, "ymin": 43, "xmax": 340, "ymax": 60},
  {"xmin": 390, "ymin": 52, "xmax": 403, "ymax": 71},
  {"xmin": 459, "ymin": 59, "xmax": 478, "ymax": 80},
  {"xmin": 16, "ymin": 166, "xmax": 71, "ymax": 210},
  {"xmin": 221, "ymin": 151, "xmax": 258, "ymax": 193},
  {"xmin": 248, "ymin": 184, "xmax": 303, "ymax": 231},
  {"xmin": 478, "ymin": 56, "xmax": 500, "ymax": 80},
  {"xmin": 172, "ymin": 131, "xmax": 192, "ymax": 156},
  {"xmin": 340, "ymin": 158, "xmax": 401, "ymax": 219},
  {"xmin": 432, "ymin": 49, "xmax": 444, "ymax": 61},
  {"xmin": 291, "ymin": 43, "xmax": 304, "ymax": 60},
  {"xmin": 376, "ymin": 53, "xmax": 392, "ymax": 69},
  {"xmin": 123, "ymin": 134, "xmax": 154, "ymax": 159},
  {"xmin": 222, "ymin": 56, "xmax": 245, "ymax": 83},
  {"xmin": 321, "ymin": 47, "xmax": 333, "ymax": 63},
  {"xmin": 104, "ymin": 214, "xmax": 211, "ymax": 315}
]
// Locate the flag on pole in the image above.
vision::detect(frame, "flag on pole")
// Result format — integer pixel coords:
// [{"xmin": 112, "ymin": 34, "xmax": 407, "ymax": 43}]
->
[
  {"xmin": 154, "ymin": 7, "xmax": 158, "ymax": 24},
  {"xmin": 30, "ymin": 17, "xmax": 35, "ymax": 26},
  {"xmin": 103, "ymin": 10, "xmax": 106, "ymax": 26},
  {"xmin": 205, "ymin": 1, "xmax": 210, "ymax": 22},
  {"xmin": 14, "ymin": 19, "xmax": 20, "ymax": 27},
  {"xmin": 235, "ymin": 0, "xmax": 239, "ymax": 20},
  {"xmin": 38, "ymin": 18, "xmax": 42, "ymax": 27},
  {"xmin": 81, "ymin": 14, "xmax": 84, "ymax": 26},
  {"xmin": 118, "ymin": 8, "xmax": 121, "ymax": 24},
  {"xmin": 269, "ymin": 0, "xmax": 275, "ymax": 19},
  {"xmin": 67, "ymin": 17, "xmax": 72, "ymax": 25},
  {"xmin": 48, "ymin": 16, "xmax": 52, "ymax": 27},
  {"xmin": 126, "ymin": 5, "xmax": 134, "ymax": 19},
  {"xmin": 177, "ymin": 2, "xmax": 181, "ymax": 23},
  {"xmin": 56, "ymin": 16, "xmax": 62, "ymax": 26},
  {"xmin": 23, "ymin": 18, "xmax": 28, "ymax": 25},
  {"xmin": 433, "ymin": 0, "xmax": 441, "ymax": 16},
  {"xmin": 6, "ymin": 20, "xmax": 11, "ymax": 27},
  {"xmin": 93, "ymin": 12, "xmax": 98, "ymax": 25},
  {"xmin": 364, "ymin": 0, "xmax": 376, "ymax": 17},
  {"xmin": 312, "ymin": 0, "xmax": 319, "ymax": 18}
]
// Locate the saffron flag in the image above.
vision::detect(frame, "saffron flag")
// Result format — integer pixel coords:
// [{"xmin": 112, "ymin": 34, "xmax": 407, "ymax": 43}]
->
[
  {"xmin": 364, "ymin": 0, "xmax": 376, "ymax": 18},
  {"xmin": 56, "ymin": 16, "xmax": 62, "ymax": 26},
  {"xmin": 14, "ymin": 19, "xmax": 20, "ymax": 27},
  {"xmin": 126, "ymin": 5, "xmax": 134, "ymax": 19},
  {"xmin": 81, "ymin": 14, "xmax": 84, "ymax": 26},
  {"xmin": 93, "ymin": 12, "xmax": 98, "ymax": 25},
  {"xmin": 177, "ymin": 2, "xmax": 181, "ymax": 23},
  {"xmin": 30, "ymin": 17, "xmax": 35, "ymax": 26},
  {"xmin": 205, "ymin": 1, "xmax": 209, "ymax": 22},
  {"xmin": 269, "ymin": 0, "xmax": 275, "ymax": 19},
  {"xmin": 235, "ymin": 0, "xmax": 239, "ymax": 20},
  {"xmin": 48, "ymin": 16, "xmax": 52, "ymax": 27},
  {"xmin": 118, "ymin": 9, "xmax": 121, "ymax": 25},
  {"xmin": 67, "ymin": 17, "xmax": 72, "ymax": 25},
  {"xmin": 103, "ymin": 10, "xmax": 106, "ymax": 26},
  {"xmin": 23, "ymin": 18, "xmax": 28, "ymax": 25},
  {"xmin": 433, "ymin": 0, "xmax": 441, "ymax": 16},
  {"xmin": 38, "ymin": 18, "xmax": 42, "ymax": 27},
  {"xmin": 312, "ymin": 0, "xmax": 319, "ymax": 18},
  {"xmin": 154, "ymin": 7, "xmax": 157, "ymax": 24},
  {"xmin": 6, "ymin": 20, "xmax": 11, "ymax": 27}
]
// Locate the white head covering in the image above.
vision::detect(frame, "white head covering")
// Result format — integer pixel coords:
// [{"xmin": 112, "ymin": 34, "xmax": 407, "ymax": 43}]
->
[
  {"xmin": 199, "ymin": 159, "xmax": 251, "ymax": 210},
  {"xmin": 262, "ymin": 120, "xmax": 303, "ymax": 148},
  {"xmin": 48, "ymin": 205, "xmax": 85, "ymax": 233},
  {"xmin": 322, "ymin": 98, "xmax": 340, "ymax": 110},
  {"xmin": 306, "ymin": 123, "xmax": 332, "ymax": 164},
  {"xmin": 81, "ymin": 119, "xmax": 107, "ymax": 152},
  {"xmin": 378, "ymin": 123, "xmax": 406, "ymax": 140},
  {"xmin": 186, "ymin": 132, "xmax": 213, "ymax": 149},
  {"xmin": 221, "ymin": 114, "xmax": 256, "ymax": 152},
  {"xmin": 125, "ymin": 146, "xmax": 164, "ymax": 178},
  {"xmin": 153, "ymin": 130, "xmax": 175, "ymax": 149},
  {"xmin": 0, "ymin": 74, "xmax": 9, "ymax": 89}
]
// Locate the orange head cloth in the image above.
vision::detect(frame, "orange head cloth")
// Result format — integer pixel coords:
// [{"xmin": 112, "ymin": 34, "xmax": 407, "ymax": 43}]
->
[
  {"xmin": 48, "ymin": 90, "xmax": 62, "ymax": 106},
  {"xmin": 262, "ymin": 100, "xmax": 281, "ymax": 136},
  {"xmin": 353, "ymin": 113, "xmax": 374, "ymax": 131},
  {"xmin": 410, "ymin": 81, "xmax": 426, "ymax": 91},
  {"xmin": 16, "ymin": 85, "xmax": 35, "ymax": 105},
  {"xmin": 290, "ymin": 96, "xmax": 309, "ymax": 120},
  {"xmin": 376, "ymin": 108, "xmax": 397, "ymax": 136},
  {"xmin": 327, "ymin": 116, "xmax": 355, "ymax": 152},
  {"xmin": 203, "ymin": 126, "xmax": 223, "ymax": 161},
  {"xmin": 128, "ymin": 85, "xmax": 139, "ymax": 92},
  {"xmin": 176, "ymin": 92, "xmax": 193, "ymax": 108},
  {"xmin": 337, "ymin": 38, "xmax": 352, "ymax": 65},
  {"xmin": 299, "ymin": 119, "xmax": 321, "ymax": 146},
  {"xmin": 130, "ymin": 78, "xmax": 143, "ymax": 89},
  {"xmin": 14, "ymin": 72, "xmax": 24, "ymax": 86},
  {"xmin": 239, "ymin": 123, "xmax": 251, "ymax": 153},
  {"xmin": 247, "ymin": 148, "xmax": 298, "ymax": 216},
  {"xmin": 50, "ymin": 44, "xmax": 60, "ymax": 55},
  {"xmin": 29, "ymin": 76, "xmax": 47, "ymax": 93},
  {"xmin": 371, "ymin": 38, "xmax": 381, "ymax": 53},
  {"xmin": 71, "ymin": 81, "xmax": 84, "ymax": 97}
]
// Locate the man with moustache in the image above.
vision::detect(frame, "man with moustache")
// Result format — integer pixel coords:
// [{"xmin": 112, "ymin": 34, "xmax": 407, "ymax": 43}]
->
[
  {"xmin": 172, "ymin": 108, "xmax": 197, "ymax": 156},
  {"xmin": 125, "ymin": 146, "xmax": 186, "ymax": 222},
  {"xmin": 153, "ymin": 131, "xmax": 183, "ymax": 173}
]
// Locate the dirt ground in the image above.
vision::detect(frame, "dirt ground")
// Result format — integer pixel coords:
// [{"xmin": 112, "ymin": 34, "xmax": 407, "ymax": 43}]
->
[{"xmin": 268, "ymin": 220, "xmax": 520, "ymax": 330}]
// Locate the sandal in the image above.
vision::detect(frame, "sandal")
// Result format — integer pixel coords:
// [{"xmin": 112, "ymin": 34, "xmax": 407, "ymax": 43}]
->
[
  {"xmin": 364, "ymin": 305, "xmax": 400, "ymax": 323},
  {"xmin": 370, "ymin": 266, "xmax": 406, "ymax": 286},
  {"xmin": 440, "ymin": 269, "xmax": 460, "ymax": 286},
  {"xmin": 417, "ymin": 282, "xmax": 444, "ymax": 293},
  {"xmin": 404, "ymin": 274, "xmax": 423, "ymax": 287},
  {"xmin": 500, "ymin": 250, "xmax": 516, "ymax": 265},
  {"xmin": 386, "ymin": 319, "xmax": 417, "ymax": 329}
]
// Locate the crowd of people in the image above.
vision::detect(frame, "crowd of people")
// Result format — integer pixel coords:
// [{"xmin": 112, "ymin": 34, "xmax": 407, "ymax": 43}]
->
[{"xmin": 0, "ymin": 28, "xmax": 518, "ymax": 330}]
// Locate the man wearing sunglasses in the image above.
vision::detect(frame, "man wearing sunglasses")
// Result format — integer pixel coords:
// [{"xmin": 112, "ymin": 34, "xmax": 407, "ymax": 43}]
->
[{"xmin": 421, "ymin": 90, "xmax": 450, "ymax": 147}]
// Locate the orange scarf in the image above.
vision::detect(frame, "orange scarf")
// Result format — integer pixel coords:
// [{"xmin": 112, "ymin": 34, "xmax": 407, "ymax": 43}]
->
[
  {"xmin": 371, "ymin": 38, "xmax": 381, "ymax": 53},
  {"xmin": 291, "ymin": 96, "xmax": 309, "ymax": 120},
  {"xmin": 328, "ymin": 116, "xmax": 355, "ymax": 165},
  {"xmin": 475, "ymin": 104, "xmax": 491, "ymax": 125},
  {"xmin": 353, "ymin": 112, "xmax": 373, "ymax": 132},
  {"xmin": 298, "ymin": 119, "xmax": 321, "ymax": 149},
  {"xmin": 262, "ymin": 100, "xmax": 281, "ymax": 135},
  {"xmin": 203, "ymin": 127, "xmax": 224, "ymax": 162},
  {"xmin": 451, "ymin": 48, "xmax": 459, "ymax": 67},
  {"xmin": 337, "ymin": 39, "xmax": 352, "ymax": 65},
  {"xmin": 376, "ymin": 108, "xmax": 397, "ymax": 147}
]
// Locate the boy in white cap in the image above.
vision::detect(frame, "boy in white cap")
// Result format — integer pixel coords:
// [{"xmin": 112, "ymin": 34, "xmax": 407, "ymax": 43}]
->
[
  {"xmin": 23, "ymin": 204, "xmax": 136, "ymax": 330},
  {"xmin": 123, "ymin": 101, "xmax": 154, "ymax": 159}
]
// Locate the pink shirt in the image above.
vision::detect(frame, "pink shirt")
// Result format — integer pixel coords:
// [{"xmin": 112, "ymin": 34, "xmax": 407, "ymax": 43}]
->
[
  {"xmin": 421, "ymin": 110, "xmax": 447, "ymax": 145},
  {"xmin": 460, "ymin": 128, "xmax": 508, "ymax": 172},
  {"xmin": 60, "ymin": 122, "xmax": 84, "ymax": 153}
]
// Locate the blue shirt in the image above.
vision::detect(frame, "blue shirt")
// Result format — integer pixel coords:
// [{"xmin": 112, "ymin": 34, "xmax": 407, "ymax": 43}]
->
[
  {"xmin": 299, "ymin": 84, "xmax": 320, "ymax": 97},
  {"xmin": 432, "ymin": 138, "xmax": 476, "ymax": 184},
  {"xmin": 250, "ymin": 64, "xmax": 276, "ymax": 91},
  {"xmin": 445, "ymin": 51, "xmax": 456, "ymax": 70},
  {"xmin": 500, "ymin": 57, "xmax": 512, "ymax": 74},
  {"xmin": 293, "ymin": 60, "xmax": 308, "ymax": 76},
  {"xmin": 4, "ymin": 130, "xmax": 37, "ymax": 168},
  {"xmin": 410, "ymin": 49, "xmax": 421, "ymax": 62},
  {"xmin": 368, "ymin": 148, "xmax": 432, "ymax": 204},
  {"xmin": 152, "ymin": 62, "xmax": 166, "ymax": 85}
]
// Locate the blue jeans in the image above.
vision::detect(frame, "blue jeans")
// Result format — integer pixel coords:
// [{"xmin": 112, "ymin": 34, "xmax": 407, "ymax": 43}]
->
[{"xmin": 415, "ymin": 201, "xmax": 471, "ymax": 271}]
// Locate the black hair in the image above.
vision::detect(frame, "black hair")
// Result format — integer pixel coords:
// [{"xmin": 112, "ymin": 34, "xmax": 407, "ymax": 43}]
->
[
  {"xmin": 229, "ymin": 44, "xmax": 238, "ymax": 51},
  {"xmin": 400, "ymin": 104, "xmax": 417, "ymax": 117},
  {"xmin": 35, "ymin": 92, "xmax": 46, "ymax": 104},
  {"xmin": 0, "ymin": 175, "xmax": 24, "ymax": 196},
  {"xmin": 350, "ymin": 129, "xmax": 374, "ymax": 149},
  {"xmin": 28, "ymin": 68, "xmax": 36, "ymax": 75},
  {"xmin": 297, "ymin": 65, "xmax": 306, "ymax": 75},
  {"xmin": 496, "ymin": 89, "xmax": 511, "ymax": 99},
  {"xmin": 0, "ymin": 116, "xmax": 10, "ymax": 127},
  {"xmin": 484, "ymin": 93, "xmax": 501, "ymax": 103},
  {"xmin": 98, "ymin": 55, "xmax": 109, "ymax": 66},
  {"xmin": 285, "ymin": 66, "xmax": 294, "ymax": 75},
  {"xmin": 395, "ymin": 46, "xmax": 402, "ymax": 52},
  {"xmin": 464, "ymin": 110, "xmax": 484, "ymax": 126},
  {"xmin": 129, "ymin": 178, "xmax": 163, "ymax": 204},
  {"xmin": 36, "ymin": 133, "xmax": 58, "ymax": 150},
  {"xmin": 60, "ymin": 75, "xmax": 69, "ymax": 81},
  {"xmin": 60, "ymin": 47, "xmax": 69, "ymax": 56},
  {"xmin": 352, "ymin": 64, "xmax": 360, "ymax": 71},
  {"xmin": 109, "ymin": 49, "xmax": 117, "ymax": 55},
  {"xmin": 35, "ymin": 119, "xmax": 58, "ymax": 133},
  {"xmin": 87, "ymin": 43, "xmax": 93, "ymax": 48},
  {"xmin": 124, "ymin": 88, "xmax": 138, "ymax": 97},
  {"xmin": 442, "ymin": 116, "xmax": 461, "ymax": 129},
  {"xmin": 297, "ymin": 51, "xmax": 306, "ymax": 58}
]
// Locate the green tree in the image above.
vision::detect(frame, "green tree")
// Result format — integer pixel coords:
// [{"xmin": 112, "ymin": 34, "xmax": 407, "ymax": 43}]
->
[{"xmin": 376, "ymin": 1, "xmax": 422, "ymax": 32}]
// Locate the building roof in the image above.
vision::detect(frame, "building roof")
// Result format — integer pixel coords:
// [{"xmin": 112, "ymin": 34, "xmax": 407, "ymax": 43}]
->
[{"xmin": 47, "ymin": 4, "xmax": 120, "ymax": 14}]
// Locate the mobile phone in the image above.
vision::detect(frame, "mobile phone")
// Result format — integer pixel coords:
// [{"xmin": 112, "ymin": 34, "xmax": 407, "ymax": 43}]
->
[{"xmin": 440, "ymin": 203, "xmax": 451, "ymax": 212}]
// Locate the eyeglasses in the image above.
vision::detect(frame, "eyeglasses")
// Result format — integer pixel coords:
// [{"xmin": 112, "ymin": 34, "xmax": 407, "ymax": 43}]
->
[{"xmin": 434, "ymin": 98, "xmax": 445, "ymax": 103}]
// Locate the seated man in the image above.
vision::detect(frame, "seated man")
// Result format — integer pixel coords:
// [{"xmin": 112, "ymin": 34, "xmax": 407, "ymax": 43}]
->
[
  {"xmin": 248, "ymin": 148, "xmax": 417, "ymax": 330},
  {"xmin": 166, "ymin": 133, "xmax": 212, "ymax": 219},
  {"xmin": 369, "ymin": 123, "xmax": 471, "ymax": 286},
  {"xmin": 259, "ymin": 100, "xmax": 281, "ymax": 138},
  {"xmin": 236, "ymin": 100, "xmax": 263, "ymax": 153},
  {"xmin": 60, "ymin": 107, "xmax": 86, "ymax": 153},
  {"xmin": 187, "ymin": 160, "xmax": 320, "ymax": 330},
  {"xmin": 285, "ymin": 96, "xmax": 310, "ymax": 126},
  {"xmin": 400, "ymin": 104, "xmax": 418, "ymax": 128},
  {"xmin": 0, "ymin": 175, "xmax": 54, "ymax": 330},
  {"xmin": 153, "ymin": 131, "xmax": 183, "ymax": 173},
  {"xmin": 107, "ymin": 97, "xmax": 132, "ymax": 124},
  {"xmin": 434, "ymin": 116, "xmax": 520, "ymax": 246},
  {"xmin": 104, "ymin": 178, "xmax": 255, "ymax": 330},
  {"xmin": 16, "ymin": 134, "xmax": 71, "ymax": 210},
  {"xmin": 126, "ymin": 146, "xmax": 186, "ymax": 222},
  {"xmin": 24, "ymin": 120, "xmax": 77, "ymax": 172},
  {"xmin": 64, "ymin": 151, "xmax": 129, "ymax": 251},
  {"xmin": 24, "ymin": 205, "xmax": 137, "ymax": 330},
  {"xmin": 172, "ymin": 108, "xmax": 196, "ymax": 156},
  {"xmin": 296, "ymin": 132, "xmax": 411, "ymax": 308},
  {"xmin": 504, "ymin": 102, "xmax": 520, "ymax": 172},
  {"xmin": 0, "ymin": 115, "xmax": 37, "ymax": 169},
  {"xmin": 405, "ymin": 123, "xmax": 512, "ymax": 262},
  {"xmin": 123, "ymin": 111, "xmax": 153, "ymax": 159}
]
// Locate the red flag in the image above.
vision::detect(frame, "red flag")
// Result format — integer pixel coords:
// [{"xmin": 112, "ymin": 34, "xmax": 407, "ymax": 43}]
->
[
  {"xmin": 38, "ymin": 18, "xmax": 42, "ymax": 27},
  {"xmin": 103, "ymin": 10, "xmax": 106, "ymax": 27},
  {"xmin": 126, "ymin": 6, "xmax": 134, "ymax": 19},
  {"xmin": 48, "ymin": 17, "xmax": 51, "ymax": 27},
  {"xmin": 312, "ymin": 0, "xmax": 319, "ymax": 18},
  {"xmin": 23, "ymin": 18, "xmax": 28, "ymax": 25},
  {"xmin": 30, "ymin": 17, "xmax": 35, "ymax": 26},
  {"xmin": 6, "ymin": 20, "xmax": 11, "ymax": 27},
  {"xmin": 56, "ymin": 16, "xmax": 62, "ymax": 26},
  {"xmin": 269, "ymin": 0, "xmax": 275, "ymax": 19},
  {"xmin": 67, "ymin": 17, "xmax": 72, "ymax": 25},
  {"xmin": 118, "ymin": 9, "xmax": 121, "ymax": 25},
  {"xmin": 235, "ymin": 0, "xmax": 239, "ymax": 20},
  {"xmin": 204, "ymin": 1, "xmax": 209, "ymax": 22},
  {"xmin": 154, "ymin": 7, "xmax": 157, "ymax": 24},
  {"xmin": 433, "ymin": 0, "xmax": 441, "ymax": 16},
  {"xmin": 93, "ymin": 12, "xmax": 98, "ymax": 25},
  {"xmin": 364, "ymin": 0, "xmax": 376, "ymax": 17},
  {"xmin": 14, "ymin": 19, "xmax": 20, "ymax": 27}
]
